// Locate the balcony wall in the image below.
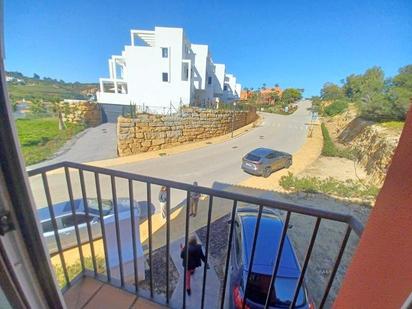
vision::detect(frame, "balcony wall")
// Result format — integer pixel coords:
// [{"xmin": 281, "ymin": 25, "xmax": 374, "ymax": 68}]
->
[{"xmin": 96, "ymin": 91, "xmax": 131, "ymax": 105}]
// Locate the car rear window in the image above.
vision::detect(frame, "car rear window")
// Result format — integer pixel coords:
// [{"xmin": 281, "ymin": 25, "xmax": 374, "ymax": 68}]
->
[
  {"xmin": 246, "ymin": 273, "xmax": 306, "ymax": 307},
  {"xmin": 245, "ymin": 153, "xmax": 261, "ymax": 162}
]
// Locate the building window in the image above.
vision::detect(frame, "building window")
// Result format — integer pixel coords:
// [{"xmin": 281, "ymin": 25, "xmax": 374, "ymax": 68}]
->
[
  {"xmin": 182, "ymin": 63, "xmax": 189, "ymax": 81},
  {"xmin": 224, "ymin": 85, "xmax": 228, "ymax": 91},
  {"xmin": 162, "ymin": 48, "xmax": 168, "ymax": 58},
  {"xmin": 208, "ymin": 76, "xmax": 212, "ymax": 85},
  {"xmin": 162, "ymin": 72, "xmax": 169, "ymax": 82}
]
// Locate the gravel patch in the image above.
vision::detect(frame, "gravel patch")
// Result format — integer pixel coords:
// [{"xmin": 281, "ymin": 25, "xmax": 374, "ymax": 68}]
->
[
  {"xmin": 196, "ymin": 214, "xmax": 230, "ymax": 284},
  {"xmin": 139, "ymin": 246, "xmax": 179, "ymax": 297}
]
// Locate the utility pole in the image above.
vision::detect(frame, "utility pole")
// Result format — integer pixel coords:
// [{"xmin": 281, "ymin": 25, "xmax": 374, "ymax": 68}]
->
[{"xmin": 231, "ymin": 102, "xmax": 237, "ymax": 138}]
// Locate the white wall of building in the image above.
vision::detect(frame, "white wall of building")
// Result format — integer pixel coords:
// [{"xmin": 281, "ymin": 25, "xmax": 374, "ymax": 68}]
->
[
  {"xmin": 96, "ymin": 26, "xmax": 241, "ymax": 113},
  {"xmin": 213, "ymin": 63, "xmax": 225, "ymax": 97}
]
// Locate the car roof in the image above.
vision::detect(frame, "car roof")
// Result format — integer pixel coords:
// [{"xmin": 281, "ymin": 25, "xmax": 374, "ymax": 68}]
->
[
  {"xmin": 238, "ymin": 212, "xmax": 301, "ymax": 278},
  {"xmin": 249, "ymin": 148, "xmax": 290, "ymax": 157},
  {"xmin": 250, "ymin": 148, "xmax": 274, "ymax": 156},
  {"xmin": 37, "ymin": 200, "xmax": 83, "ymax": 221},
  {"xmin": 38, "ymin": 198, "xmax": 136, "ymax": 221}
]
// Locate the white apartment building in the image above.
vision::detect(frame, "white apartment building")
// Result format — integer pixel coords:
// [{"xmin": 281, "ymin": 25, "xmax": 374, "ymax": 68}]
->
[{"xmin": 96, "ymin": 26, "xmax": 240, "ymax": 119}]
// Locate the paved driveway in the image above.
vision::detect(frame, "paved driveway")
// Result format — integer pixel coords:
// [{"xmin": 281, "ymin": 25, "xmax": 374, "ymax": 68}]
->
[{"xmin": 28, "ymin": 123, "xmax": 117, "ymax": 169}]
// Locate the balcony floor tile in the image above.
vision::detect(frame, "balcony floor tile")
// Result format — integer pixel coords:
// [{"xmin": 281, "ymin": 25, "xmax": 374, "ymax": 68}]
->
[
  {"xmin": 83, "ymin": 284, "xmax": 136, "ymax": 309},
  {"xmin": 64, "ymin": 276, "xmax": 167, "ymax": 309},
  {"xmin": 64, "ymin": 277, "xmax": 103, "ymax": 309}
]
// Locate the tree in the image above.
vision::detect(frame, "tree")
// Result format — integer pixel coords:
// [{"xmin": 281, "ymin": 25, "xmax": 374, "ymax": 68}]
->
[
  {"xmin": 270, "ymin": 92, "xmax": 281, "ymax": 104},
  {"xmin": 29, "ymin": 99, "xmax": 47, "ymax": 114},
  {"xmin": 262, "ymin": 83, "xmax": 266, "ymax": 90},
  {"xmin": 50, "ymin": 97, "xmax": 67, "ymax": 130},
  {"xmin": 343, "ymin": 66, "xmax": 385, "ymax": 100},
  {"xmin": 389, "ymin": 64, "xmax": 412, "ymax": 118},
  {"xmin": 393, "ymin": 64, "xmax": 412, "ymax": 89},
  {"xmin": 362, "ymin": 66, "xmax": 385, "ymax": 95},
  {"xmin": 33, "ymin": 73, "xmax": 40, "ymax": 80},
  {"xmin": 343, "ymin": 74, "xmax": 363, "ymax": 100},
  {"xmin": 360, "ymin": 93, "xmax": 401, "ymax": 121},
  {"xmin": 320, "ymin": 83, "xmax": 344, "ymax": 100},
  {"xmin": 281, "ymin": 88, "xmax": 303, "ymax": 106}
]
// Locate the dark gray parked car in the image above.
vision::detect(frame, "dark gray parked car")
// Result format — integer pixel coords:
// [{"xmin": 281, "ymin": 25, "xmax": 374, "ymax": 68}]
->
[
  {"xmin": 38, "ymin": 198, "xmax": 141, "ymax": 255},
  {"xmin": 242, "ymin": 148, "xmax": 292, "ymax": 178}
]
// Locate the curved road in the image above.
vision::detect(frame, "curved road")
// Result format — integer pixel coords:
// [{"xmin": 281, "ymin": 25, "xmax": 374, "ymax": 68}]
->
[
  {"xmin": 118, "ymin": 100, "xmax": 311, "ymax": 185},
  {"xmin": 29, "ymin": 100, "xmax": 312, "ymax": 209}
]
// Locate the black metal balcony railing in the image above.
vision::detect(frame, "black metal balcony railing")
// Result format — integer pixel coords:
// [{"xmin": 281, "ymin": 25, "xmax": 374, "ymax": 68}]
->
[{"xmin": 28, "ymin": 161, "xmax": 364, "ymax": 309}]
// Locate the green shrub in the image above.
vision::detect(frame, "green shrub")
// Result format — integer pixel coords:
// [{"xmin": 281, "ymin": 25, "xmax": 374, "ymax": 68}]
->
[
  {"xmin": 321, "ymin": 123, "xmax": 354, "ymax": 159},
  {"xmin": 264, "ymin": 104, "xmax": 297, "ymax": 115},
  {"xmin": 279, "ymin": 172, "xmax": 380, "ymax": 199},
  {"xmin": 323, "ymin": 99, "xmax": 348, "ymax": 116}
]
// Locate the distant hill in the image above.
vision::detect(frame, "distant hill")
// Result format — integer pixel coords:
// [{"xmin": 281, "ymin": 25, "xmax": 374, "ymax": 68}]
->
[{"xmin": 6, "ymin": 71, "xmax": 98, "ymax": 102}]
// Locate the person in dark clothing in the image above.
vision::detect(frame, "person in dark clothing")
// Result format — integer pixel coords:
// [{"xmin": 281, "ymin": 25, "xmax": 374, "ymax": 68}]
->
[{"xmin": 180, "ymin": 235, "xmax": 207, "ymax": 296}]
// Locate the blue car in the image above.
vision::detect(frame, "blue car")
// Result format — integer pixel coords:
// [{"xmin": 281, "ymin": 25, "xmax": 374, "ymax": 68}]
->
[{"xmin": 229, "ymin": 207, "xmax": 314, "ymax": 309}]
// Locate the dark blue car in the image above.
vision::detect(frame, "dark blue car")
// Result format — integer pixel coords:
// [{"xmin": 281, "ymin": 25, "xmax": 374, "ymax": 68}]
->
[{"xmin": 229, "ymin": 207, "xmax": 314, "ymax": 309}]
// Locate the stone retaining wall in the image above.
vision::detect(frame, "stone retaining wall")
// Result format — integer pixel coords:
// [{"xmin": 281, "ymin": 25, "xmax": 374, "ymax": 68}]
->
[
  {"xmin": 61, "ymin": 101, "xmax": 101, "ymax": 127},
  {"xmin": 117, "ymin": 108, "xmax": 257, "ymax": 156}
]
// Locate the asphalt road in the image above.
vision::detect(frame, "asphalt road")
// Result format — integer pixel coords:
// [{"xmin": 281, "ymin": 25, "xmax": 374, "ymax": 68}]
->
[{"xmin": 29, "ymin": 100, "xmax": 312, "ymax": 210}]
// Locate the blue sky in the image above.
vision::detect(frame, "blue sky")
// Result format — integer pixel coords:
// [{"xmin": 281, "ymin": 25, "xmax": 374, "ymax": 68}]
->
[{"xmin": 4, "ymin": 0, "xmax": 412, "ymax": 96}]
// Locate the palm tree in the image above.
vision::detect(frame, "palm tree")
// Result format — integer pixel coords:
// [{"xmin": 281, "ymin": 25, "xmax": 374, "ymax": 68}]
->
[{"xmin": 51, "ymin": 97, "xmax": 66, "ymax": 130}]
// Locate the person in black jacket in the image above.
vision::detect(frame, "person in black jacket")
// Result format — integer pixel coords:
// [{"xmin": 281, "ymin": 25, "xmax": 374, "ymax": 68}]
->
[{"xmin": 180, "ymin": 235, "xmax": 207, "ymax": 296}]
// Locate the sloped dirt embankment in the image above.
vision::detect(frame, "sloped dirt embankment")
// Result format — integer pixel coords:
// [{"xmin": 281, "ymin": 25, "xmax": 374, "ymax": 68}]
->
[{"xmin": 338, "ymin": 118, "xmax": 400, "ymax": 185}]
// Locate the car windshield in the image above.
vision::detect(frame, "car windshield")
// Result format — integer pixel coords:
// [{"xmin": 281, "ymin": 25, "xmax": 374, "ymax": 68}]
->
[
  {"xmin": 246, "ymin": 273, "xmax": 306, "ymax": 307},
  {"xmin": 245, "ymin": 153, "xmax": 261, "ymax": 162},
  {"xmin": 86, "ymin": 198, "xmax": 113, "ymax": 215}
]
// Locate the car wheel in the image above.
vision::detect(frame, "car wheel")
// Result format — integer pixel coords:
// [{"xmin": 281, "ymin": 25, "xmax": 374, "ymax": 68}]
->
[{"xmin": 262, "ymin": 167, "xmax": 271, "ymax": 178}]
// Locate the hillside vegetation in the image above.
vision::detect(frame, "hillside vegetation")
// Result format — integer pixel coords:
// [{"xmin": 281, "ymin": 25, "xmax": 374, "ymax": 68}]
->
[
  {"xmin": 7, "ymin": 71, "xmax": 97, "ymax": 102},
  {"xmin": 313, "ymin": 64, "xmax": 412, "ymax": 122}
]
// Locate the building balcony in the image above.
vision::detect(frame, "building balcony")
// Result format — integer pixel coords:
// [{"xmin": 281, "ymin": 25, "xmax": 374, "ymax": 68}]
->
[{"xmin": 26, "ymin": 161, "xmax": 364, "ymax": 309}]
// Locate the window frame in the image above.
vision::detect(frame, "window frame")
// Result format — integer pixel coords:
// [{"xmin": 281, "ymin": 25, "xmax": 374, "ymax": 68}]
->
[{"xmin": 161, "ymin": 47, "xmax": 168, "ymax": 58}]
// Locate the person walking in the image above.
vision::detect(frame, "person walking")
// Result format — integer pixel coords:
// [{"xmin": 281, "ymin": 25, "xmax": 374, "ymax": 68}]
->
[
  {"xmin": 190, "ymin": 181, "xmax": 201, "ymax": 217},
  {"xmin": 180, "ymin": 235, "xmax": 207, "ymax": 296},
  {"xmin": 158, "ymin": 186, "xmax": 167, "ymax": 219}
]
